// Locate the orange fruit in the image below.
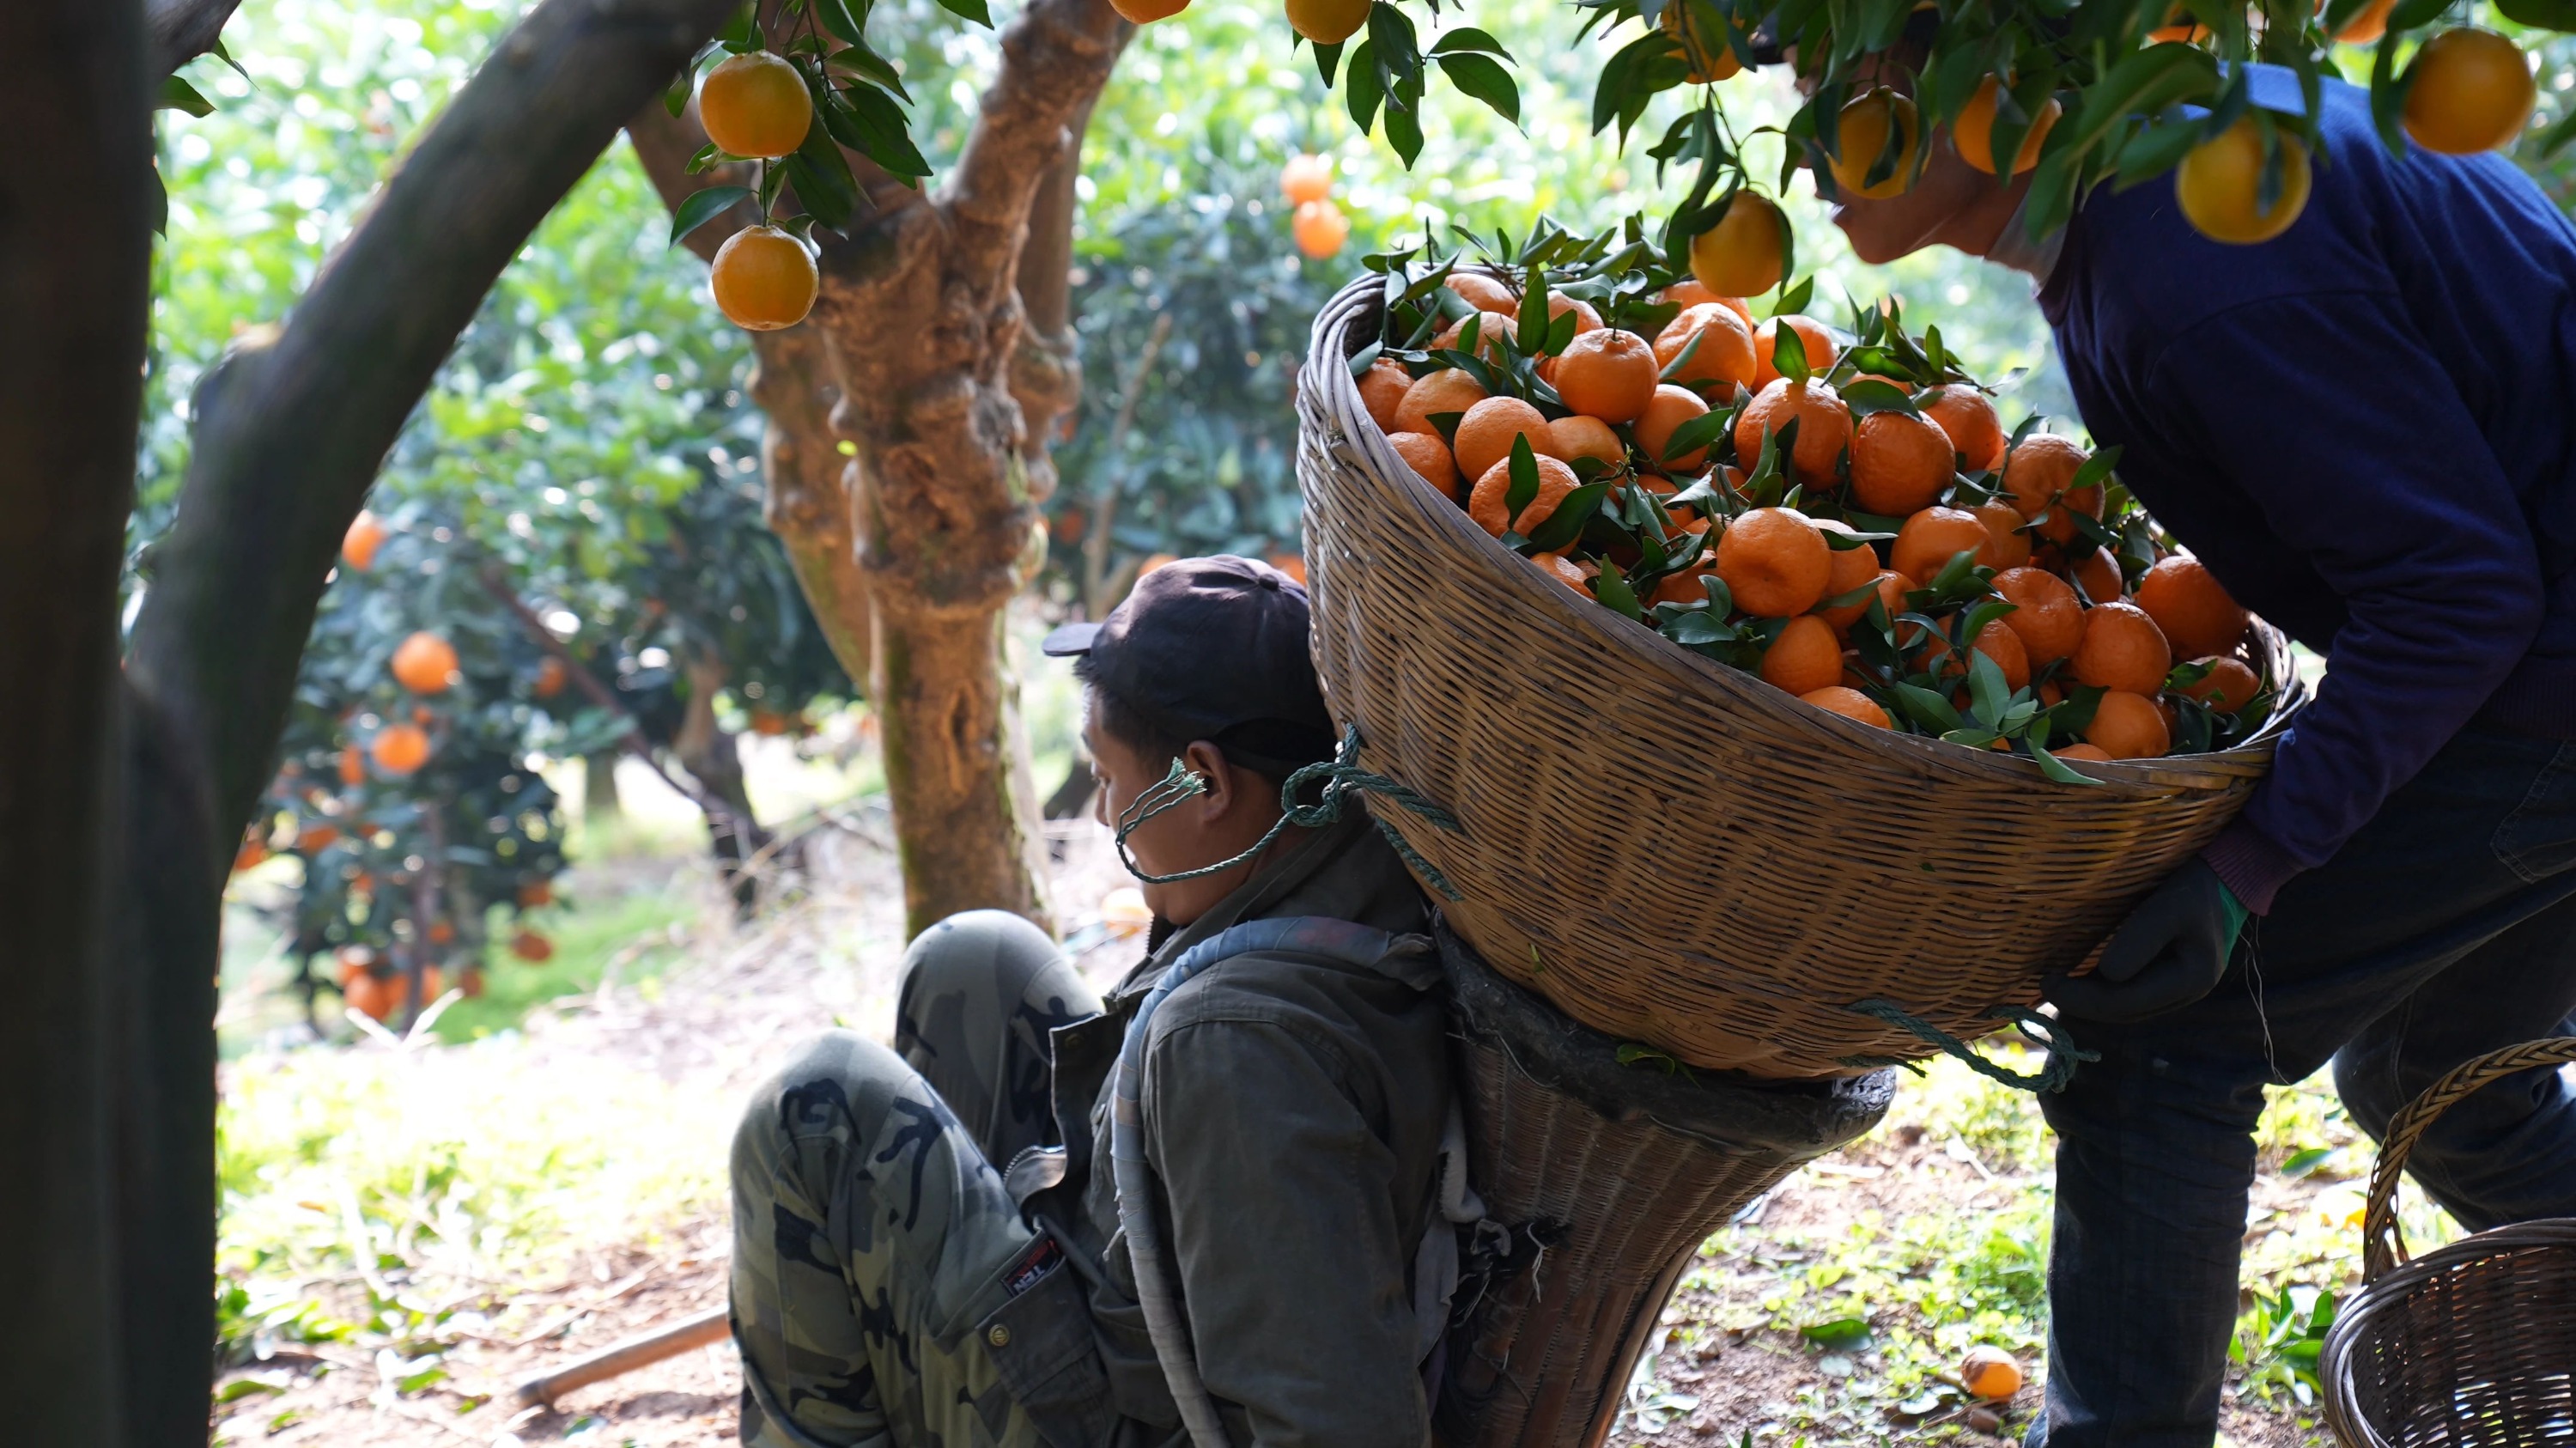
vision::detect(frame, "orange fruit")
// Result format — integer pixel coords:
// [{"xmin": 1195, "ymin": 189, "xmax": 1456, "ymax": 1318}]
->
[
  {"xmin": 2149, "ymin": 3, "xmax": 2211, "ymax": 41},
  {"xmin": 1281, "ymin": 153, "xmax": 1334, "ymax": 204},
  {"xmin": 1635, "ymin": 385, "xmax": 1714, "ymax": 472},
  {"xmin": 1548, "ymin": 295, "xmax": 1605, "ymax": 336},
  {"xmin": 1552, "ymin": 327, "xmax": 1661, "ymax": 423},
  {"xmin": 2055, "ymin": 742, "xmax": 2111, "ymax": 762},
  {"xmin": 371, "ymin": 722, "xmax": 432, "ymax": 776},
  {"xmin": 392, "ymin": 631, "xmax": 459, "ymax": 694},
  {"xmin": 460, "ymin": 966, "xmax": 487, "ymax": 1000},
  {"xmin": 1801, "ymin": 684, "xmax": 1892, "ymax": 728},
  {"xmin": 1961, "ymin": 1347, "xmax": 2026, "ymax": 1402},
  {"xmin": 2064, "ymin": 545, "xmax": 2122, "ymax": 605},
  {"xmin": 1826, "ymin": 569, "xmax": 1911, "ymax": 635},
  {"xmin": 1394, "ymin": 368, "xmax": 1486, "ymax": 436},
  {"xmin": 1811, "ymin": 520, "xmax": 1885, "ymax": 627},
  {"xmin": 712, "ymin": 224, "xmax": 819, "ymax": 331},
  {"xmin": 699, "ymin": 52, "xmax": 814, "ymax": 160},
  {"xmin": 1267, "ymin": 552, "xmax": 1305, "ymax": 587},
  {"xmin": 2176, "ymin": 117, "xmax": 2312, "ymax": 245},
  {"xmin": 2001, "ymin": 433, "xmax": 2088, "ymax": 520},
  {"xmin": 426, "ymin": 919, "xmax": 456, "ymax": 946},
  {"xmin": 1433, "ymin": 309, "xmax": 1519, "ymax": 362},
  {"xmin": 2403, "ymin": 29, "xmax": 2535, "ymax": 155},
  {"xmin": 1660, "ymin": 281, "xmax": 1750, "ymax": 330},
  {"xmin": 1287, "ymin": 0, "xmax": 1371, "ymax": 41},
  {"xmin": 1688, "ymin": 192, "xmax": 1787, "ymax": 299},
  {"xmin": 2086, "ymin": 689, "xmax": 2172, "ymax": 758},
  {"xmin": 337, "ymin": 745, "xmax": 366, "ymax": 786},
  {"xmin": 2326, "ymin": 0, "xmax": 2397, "ymax": 44},
  {"xmin": 1388, "ymin": 430, "xmax": 1462, "ymax": 499},
  {"xmin": 343, "ymin": 970, "xmax": 394, "ymax": 1022},
  {"xmin": 512, "ymin": 928, "xmax": 555, "ymax": 963},
  {"xmin": 1891, "ymin": 506, "xmax": 1993, "ymax": 584},
  {"xmin": 234, "ymin": 836, "xmax": 269, "ymax": 873},
  {"xmin": 1533, "ymin": 551, "xmax": 1595, "ymax": 595},
  {"xmin": 750, "ymin": 709, "xmax": 790, "ymax": 736},
  {"xmin": 1660, "ymin": 1, "xmax": 1742, "ymax": 83},
  {"xmin": 1453, "ymin": 397, "xmax": 1562, "ymax": 484},
  {"xmin": 1655, "ymin": 303, "xmax": 1758, "ymax": 396},
  {"xmin": 1848, "ymin": 410, "xmax": 1954, "ymax": 515},
  {"xmin": 518, "ymin": 879, "xmax": 554, "ymax": 908},
  {"xmin": 1291, "ymin": 198, "xmax": 1351, "ymax": 259},
  {"xmin": 1760, "ymin": 615, "xmax": 1846, "ymax": 695},
  {"xmin": 342, "ymin": 510, "xmax": 387, "ymax": 571},
  {"xmin": 1829, "ymin": 88, "xmax": 1922, "ymax": 199},
  {"xmin": 2134, "ymin": 555, "xmax": 2249, "ymax": 658},
  {"xmin": 2073, "ymin": 601, "xmax": 2173, "ymax": 695},
  {"xmin": 1953, "ymin": 77, "xmax": 2061, "ymax": 176},
  {"xmin": 533, "ymin": 655, "xmax": 568, "ymax": 699},
  {"xmin": 1716, "ymin": 507, "xmax": 1832, "ymax": 618},
  {"xmin": 2180, "ymin": 654, "xmax": 2263, "ymax": 714},
  {"xmin": 1447, "ymin": 272, "xmax": 1519, "ymax": 313},
  {"xmin": 1992, "ymin": 566, "xmax": 2085, "ymax": 664},
  {"xmin": 1921, "ymin": 385, "xmax": 2007, "ymax": 472},
  {"xmin": 1972, "ymin": 500, "xmax": 2033, "ymax": 570},
  {"xmin": 1734, "ymin": 377, "xmax": 1851, "ymax": 486},
  {"xmin": 334, "ymin": 946, "xmax": 374, "ymax": 987},
  {"xmin": 1357, "ymin": 358, "xmax": 1413, "ymax": 433},
  {"xmin": 1753, "ymin": 314, "xmax": 1838, "ymax": 387},
  {"xmin": 1109, "ymin": 0, "xmax": 1188, "ymax": 19},
  {"xmin": 1468, "ymin": 453, "xmax": 1582, "ymax": 538},
  {"xmin": 1547, "ymin": 415, "xmax": 1627, "ymax": 470},
  {"xmin": 1922, "ymin": 618, "xmax": 2032, "ymax": 692},
  {"xmin": 295, "ymin": 821, "xmax": 340, "ymax": 853},
  {"xmin": 1649, "ymin": 561, "xmax": 1717, "ymax": 606}
]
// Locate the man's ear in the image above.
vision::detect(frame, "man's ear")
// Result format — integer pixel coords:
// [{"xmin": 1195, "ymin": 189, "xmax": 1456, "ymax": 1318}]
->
[{"xmin": 1181, "ymin": 740, "xmax": 1234, "ymax": 818}]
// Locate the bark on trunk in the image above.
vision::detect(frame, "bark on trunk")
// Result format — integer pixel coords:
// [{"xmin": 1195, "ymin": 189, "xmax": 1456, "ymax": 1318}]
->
[
  {"xmin": 629, "ymin": 0, "xmax": 1130, "ymax": 937},
  {"xmin": 674, "ymin": 651, "xmax": 773, "ymax": 916},
  {"xmin": 585, "ymin": 750, "xmax": 625, "ymax": 821},
  {"xmin": 0, "ymin": 7, "xmax": 155, "ymax": 1439}
]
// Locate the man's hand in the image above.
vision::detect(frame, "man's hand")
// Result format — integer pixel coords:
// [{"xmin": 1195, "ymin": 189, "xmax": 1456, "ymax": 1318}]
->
[{"xmin": 2044, "ymin": 859, "xmax": 2247, "ymax": 1023}]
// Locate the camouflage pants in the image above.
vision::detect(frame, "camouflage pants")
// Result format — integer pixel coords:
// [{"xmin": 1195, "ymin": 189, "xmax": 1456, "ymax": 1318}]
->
[{"xmin": 731, "ymin": 910, "xmax": 1107, "ymax": 1448}]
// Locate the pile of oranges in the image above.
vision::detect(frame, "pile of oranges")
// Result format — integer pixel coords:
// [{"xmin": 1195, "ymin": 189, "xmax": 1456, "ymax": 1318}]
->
[{"xmin": 1352, "ymin": 255, "xmax": 2274, "ymax": 767}]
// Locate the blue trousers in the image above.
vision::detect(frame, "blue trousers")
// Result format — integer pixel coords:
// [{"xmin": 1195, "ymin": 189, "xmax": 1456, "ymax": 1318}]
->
[{"xmin": 2031, "ymin": 724, "xmax": 2576, "ymax": 1447}]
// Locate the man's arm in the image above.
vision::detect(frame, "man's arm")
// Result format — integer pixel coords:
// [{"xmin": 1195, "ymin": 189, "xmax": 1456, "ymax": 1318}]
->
[
  {"xmin": 1145, "ymin": 1013, "xmax": 1428, "ymax": 1448},
  {"xmin": 2145, "ymin": 291, "xmax": 2544, "ymax": 910}
]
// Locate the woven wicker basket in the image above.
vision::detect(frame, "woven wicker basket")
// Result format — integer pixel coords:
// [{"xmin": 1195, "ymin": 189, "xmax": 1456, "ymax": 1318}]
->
[
  {"xmin": 1295, "ymin": 276, "xmax": 2306, "ymax": 1076},
  {"xmin": 2321, "ymin": 1038, "xmax": 2576, "ymax": 1447},
  {"xmin": 1433, "ymin": 921, "xmax": 1893, "ymax": 1448}
]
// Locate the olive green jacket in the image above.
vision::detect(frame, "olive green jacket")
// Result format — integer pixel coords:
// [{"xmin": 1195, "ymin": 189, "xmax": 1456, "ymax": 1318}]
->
[{"xmin": 1035, "ymin": 812, "xmax": 1449, "ymax": 1448}]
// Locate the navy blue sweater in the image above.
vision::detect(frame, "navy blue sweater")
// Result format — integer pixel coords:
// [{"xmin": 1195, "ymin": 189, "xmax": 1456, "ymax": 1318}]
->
[{"xmin": 2039, "ymin": 69, "xmax": 2576, "ymax": 912}]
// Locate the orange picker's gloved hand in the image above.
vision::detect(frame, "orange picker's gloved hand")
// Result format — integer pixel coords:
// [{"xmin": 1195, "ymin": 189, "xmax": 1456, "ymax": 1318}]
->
[{"xmin": 2044, "ymin": 859, "xmax": 2249, "ymax": 1024}]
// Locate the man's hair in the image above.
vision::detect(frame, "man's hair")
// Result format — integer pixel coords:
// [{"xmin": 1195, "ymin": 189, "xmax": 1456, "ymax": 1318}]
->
[{"xmin": 1075, "ymin": 654, "xmax": 1312, "ymax": 789}]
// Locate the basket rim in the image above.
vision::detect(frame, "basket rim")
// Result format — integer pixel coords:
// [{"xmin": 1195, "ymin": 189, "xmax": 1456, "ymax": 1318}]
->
[
  {"xmin": 1303, "ymin": 276, "xmax": 2306, "ymax": 796},
  {"xmin": 2318, "ymin": 1215, "xmax": 2576, "ymax": 1448}
]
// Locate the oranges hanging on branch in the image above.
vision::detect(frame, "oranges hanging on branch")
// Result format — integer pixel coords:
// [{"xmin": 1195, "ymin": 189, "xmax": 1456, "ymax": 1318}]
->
[
  {"xmin": 1350, "ymin": 227, "xmax": 2277, "ymax": 769},
  {"xmin": 665, "ymin": 0, "xmax": 981, "ymax": 332}
]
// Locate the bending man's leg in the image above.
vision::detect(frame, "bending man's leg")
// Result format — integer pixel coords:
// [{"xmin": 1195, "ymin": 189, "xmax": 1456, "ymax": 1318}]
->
[
  {"xmin": 2332, "ymin": 889, "xmax": 2576, "ymax": 1232},
  {"xmin": 729, "ymin": 1031, "xmax": 1060, "ymax": 1448},
  {"xmin": 894, "ymin": 910, "xmax": 1102, "ymax": 1170}
]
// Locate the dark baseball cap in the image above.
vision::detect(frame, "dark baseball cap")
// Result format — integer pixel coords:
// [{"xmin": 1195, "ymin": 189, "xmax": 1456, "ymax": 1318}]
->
[{"xmin": 1041, "ymin": 555, "xmax": 1339, "ymax": 778}]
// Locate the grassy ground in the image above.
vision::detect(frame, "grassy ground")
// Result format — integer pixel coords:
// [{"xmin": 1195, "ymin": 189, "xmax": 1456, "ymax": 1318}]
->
[{"xmin": 210, "ymin": 795, "xmax": 2473, "ymax": 1446}]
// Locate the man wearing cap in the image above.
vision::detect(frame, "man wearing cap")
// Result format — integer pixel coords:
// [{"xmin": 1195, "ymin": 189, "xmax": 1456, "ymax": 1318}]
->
[
  {"xmin": 1807, "ymin": 37, "xmax": 2576, "ymax": 1448},
  {"xmin": 725, "ymin": 556, "xmax": 1457, "ymax": 1448}
]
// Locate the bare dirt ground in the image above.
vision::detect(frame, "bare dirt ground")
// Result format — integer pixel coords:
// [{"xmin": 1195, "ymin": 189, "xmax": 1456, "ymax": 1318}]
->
[{"xmin": 213, "ymin": 814, "xmax": 2336, "ymax": 1448}]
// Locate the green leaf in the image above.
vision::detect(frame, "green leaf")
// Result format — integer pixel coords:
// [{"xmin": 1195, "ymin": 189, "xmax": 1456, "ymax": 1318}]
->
[
  {"xmin": 1770, "ymin": 319, "xmax": 1811, "ymax": 384},
  {"xmin": 1656, "ymin": 326, "xmax": 1705, "ymax": 383},
  {"xmin": 1891, "ymin": 682, "xmax": 1963, "ymax": 733},
  {"xmin": 1967, "ymin": 648, "xmax": 2010, "ymax": 727},
  {"xmin": 1518, "ymin": 262, "xmax": 1550, "ymax": 353},
  {"xmin": 1659, "ymin": 408, "xmax": 1732, "ymax": 465},
  {"xmin": 718, "ymin": 3, "xmax": 761, "ymax": 52},
  {"xmin": 1346, "ymin": 40, "xmax": 1386, "ymax": 134},
  {"xmin": 664, "ymin": 65, "xmax": 694, "ymax": 118},
  {"xmin": 669, "ymin": 185, "xmax": 755, "ymax": 246},
  {"xmin": 1347, "ymin": 341, "xmax": 1383, "ymax": 379},
  {"xmin": 827, "ymin": 39, "xmax": 912, "ymax": 102},
  {"xmin": 829, "ymin": 82, "xmax": 931, "ymax": 179},
  {"xmin": 934, "ymin": 0, "xmax": 993, "ymax": 25},
  {"xmin": 785, "ymin": 122, "xmax": 860, "ymax": 230},
  {"xmin": 814, "ymin": 0, "xmax": 869, "ymax": 46},
  {"xmin": 1430, "ymin": 27, "xmax": 1512, "ymax": 57},
  {"xmin": 2281, "ymin": 1147, "xmax": 2337, "ymax": 1177},
  {"xmin": 2029, "ymin": 741, "xmax": 2105, "ymax": 786},
  {"xmin": 1767, "ymin": 275, "xmax": 1816, "ymax": 320},
  {"xmin": 1438, "ymin": 52, "xmax": 1521, "ymax": 125},
  {"xmin": 1504, "ymin": 436, "xmax": 1540, "ymax": 526},
  {"xmin": 159, "ymin": 75, "xmax": 216, "ymax": 117},
  {"xmin": 1840, "ymin": 378, "xmax": 1917, "ymax": 417},
  {"xmin": 1525, "ymin": 483, "xmax": 1611, "ymax": 551},
  {"xmin": 1800, "ymin": 1317, "xmax": 1873, "ymax": 1348},
  {"xmin": 1313, "ymin": 39, "xmax": 1344, "ymax": 88},
  {"xmin": 1594, "ymin": 561, "xmax": 1643, "ymax": 619}
]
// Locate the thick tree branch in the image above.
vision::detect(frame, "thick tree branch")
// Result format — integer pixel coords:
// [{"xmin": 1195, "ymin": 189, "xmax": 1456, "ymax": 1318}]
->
[
  {"xmin": 147, "ymin": 0, "xmax": 243, "ymax": 80},
  {"xmin": 1006, "ymin": 93, "xmax": 1097, "ymax": 508},
  {"xmin": 941, "ymin": 0, "xmax": 1127, "ymax": 300},
  {"xmin": 128, "ymin": 0, "xmax": 740, "ymax": 854},
  {"xmin": 0, "ymin": 3, "xmax": 155, "ymax": 1439}
]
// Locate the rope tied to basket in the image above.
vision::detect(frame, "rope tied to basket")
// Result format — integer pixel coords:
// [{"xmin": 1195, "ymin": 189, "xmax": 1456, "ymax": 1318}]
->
[
  {"xmin": 1840, "ymin": 1000, "xmax": 2098, "ymax": 1094},
  {"xmin": 1113, "ymin": 724, "xmax": 1467, "ymax": 900}
]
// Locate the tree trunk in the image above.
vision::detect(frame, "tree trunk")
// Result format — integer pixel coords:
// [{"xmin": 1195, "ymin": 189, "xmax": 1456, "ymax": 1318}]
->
[
  {"xmin": 584, "ymin": 749, "xmax": 624, "ymax": 822},
  {"xmin": 3, "ymin": 2, "xmax": 735, "ymax": 1439},
  {"xmin": 629, "ymin": 0, "xmax": 1130, "ymax": 938},
  {"xmin": 0, "ymin": 5, "xmax": 155, "ymax": 1440},
  {"xmin": 674, "ymin": 650, "xmax": 773, "ymax": 916}
]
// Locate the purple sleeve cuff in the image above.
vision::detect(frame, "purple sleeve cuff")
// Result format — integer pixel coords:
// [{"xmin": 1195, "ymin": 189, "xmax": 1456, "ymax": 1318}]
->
[{"xmin": 2200, "ymin": 819, "xmax": 2307, "ymax": 916}]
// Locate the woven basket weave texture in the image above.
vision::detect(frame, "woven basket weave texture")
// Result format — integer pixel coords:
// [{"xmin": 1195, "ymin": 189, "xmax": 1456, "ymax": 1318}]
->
[
  {"xmin": 1296, "ymin": 276, "xmax": 2304, "ymax": 1075},
  {"xmin": 1434, "ymin": 923, "xmax": 1891, "ymax": 1448},
  {"xmin": 2321, "ymin": 1037, "xmax": 2576, "ymax": 1447}
]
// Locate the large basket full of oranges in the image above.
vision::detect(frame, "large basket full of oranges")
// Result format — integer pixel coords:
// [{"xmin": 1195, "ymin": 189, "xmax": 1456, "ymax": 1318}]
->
[{"xmin": 1293, "ymin": 240, "xmax": 2306, "ymax": 1078}]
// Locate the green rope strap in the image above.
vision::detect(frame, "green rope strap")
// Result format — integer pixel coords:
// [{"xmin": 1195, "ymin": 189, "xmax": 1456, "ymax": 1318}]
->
[
  {"xmin": 1113, "ymin": 724, "xmax": 1467, "ymax": 900},
  {"xmin": 1838, "ymin": 1000, "xmax": 2099, "ymax": 1094}
]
